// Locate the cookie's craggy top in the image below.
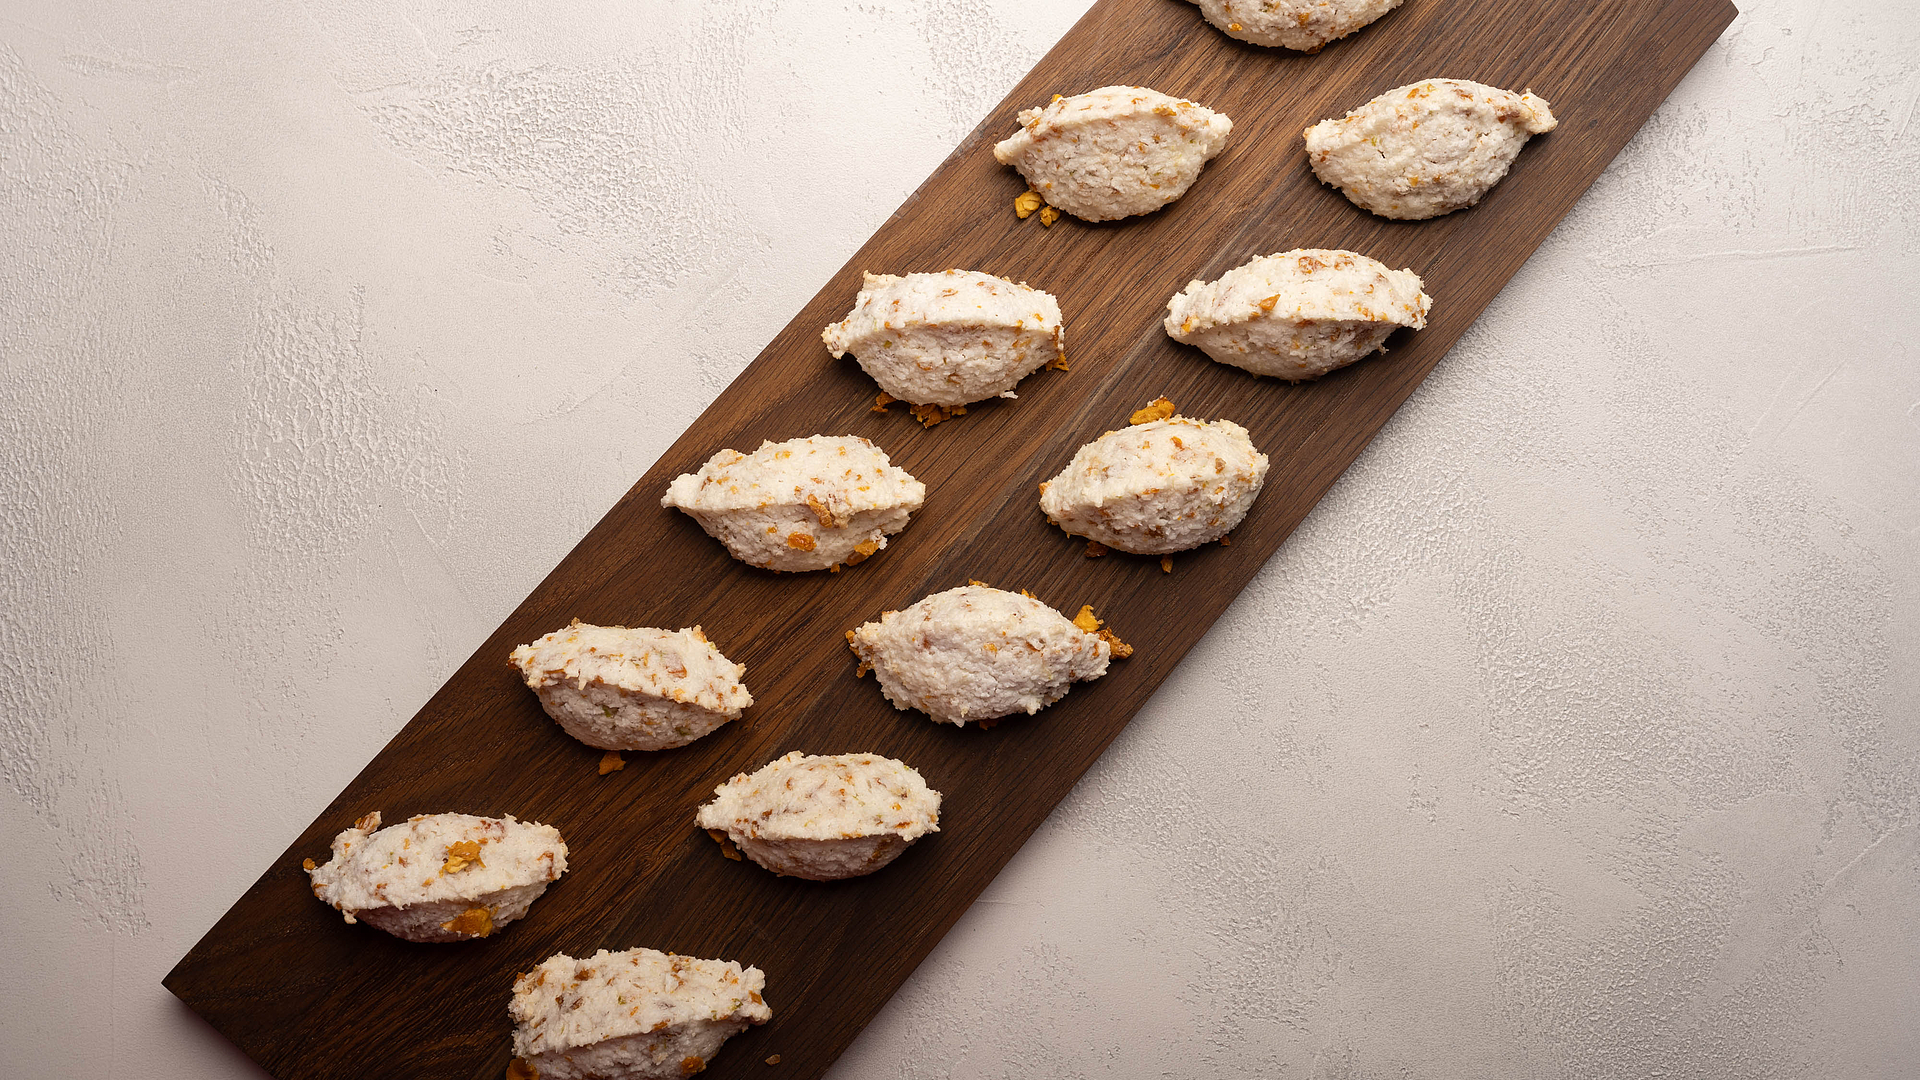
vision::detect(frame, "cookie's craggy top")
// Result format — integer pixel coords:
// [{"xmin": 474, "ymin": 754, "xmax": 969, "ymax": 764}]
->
[
  {"xmin": 821, "ymin": 270, "xmax": 1065, "ymax": 409},
  {"xmin": 510, "ymin": 947, "xmax": 771, "ymax": 1078},
  {"xmin": 1305, "ymin": 78, "xmax": 1558, "ymax": 220},
  {"xmin": 661, "ymin": 435, "xmax": 925, "ymax": 572},
  {"xmin": 305, "ymin": 812, "xmax": 567, "ymax": 937},
  {"xmin": 1166, "ymin": 248, "xmax": 1430, "ymax": 380},
  {"xmin": 847, "ymin": 585, "xmax": 1113, "ymax": 725},
  {"xmin": 509, "ymin": 621, "xmax": 753, "ymax": 751},
  {"xmin": 1189, "ymin": 0, "xmax": 1405, "ymax": 51},
  {"xmin": 1040, "ymin": 412, "xmax": 1270, "ymax": 554},
  {"xmin": 697, "ymin": 752, "xmax": 941, "ymax": 843},
  {"xmin": 992, "ymin": 85, "xmax": 1233, "ymax": 222}
]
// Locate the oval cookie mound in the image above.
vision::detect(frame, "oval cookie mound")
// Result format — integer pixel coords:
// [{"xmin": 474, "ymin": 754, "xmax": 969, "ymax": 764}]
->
[
  {"xmin": 510, "ymin": 620, "xmax": 751, "ymax": 751},
  {"xmin": 848, "ymin": 584, "xmax": 1114, "ymax": 726},
  {"xmin": 509, "ymin": 947, "xmax": 770, "ymax": 1080},
  {"xmin": 696, "ymin": 751, "xmax": 941, "ymax": 881},
  {"xmin": 1041, "ymin": 409, "xmax": 1269, "ymax": 554},
  {"xmin": 1191, "ymin": 0, "xmax": 1404, "ymax": 52},
  {"xmin": 1305, "ymin": 78, "xmax": 1558, "ymax": 220},
  {"xmin": 1165, "ymin": 248, "xmax": 1430, "ymax": 380},
  {"xmin": 661, "ymin": 434, "xmax": 925, "ymax": 572},
  {"xmin": 821, "ymin": 270, "xmax": 1065, "ymax": 408},
  {"xmin": 993, "ymin": 86, "xmax": 1233, "ymax": 222},
  {"xmin": 305, "ymin": 811, "xmax": 567, "ymax": 943}
]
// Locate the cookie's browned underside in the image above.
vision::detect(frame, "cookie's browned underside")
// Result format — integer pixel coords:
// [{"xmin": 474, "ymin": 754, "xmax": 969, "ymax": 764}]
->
[{"xmin": 167, "ymin": 1, "xmax": 1737, "ymax": 1076}]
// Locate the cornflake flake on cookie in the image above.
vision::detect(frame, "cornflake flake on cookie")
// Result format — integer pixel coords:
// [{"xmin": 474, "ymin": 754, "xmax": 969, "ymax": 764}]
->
[
  {"xmin": 509, "ymin": 947, "xmax": 771, "ymax": 1080},
  {"xmin": 696, "ymin": 751, "xmax": 941, "ymax": 880},
  {"xmin": 847, "ymin": 584, "xmax": 1120, "ymax": 726},
  {"xmin": 993, "ymin": 86, "xmax": 1232, "ymax": 222},
  {"xmin": 305, "ymin": 812, "xmax": 566, "ymax": 943},
  {"xmin": 662, "ymin": 435, "xmax": 925, "ymax": 572},
  {"xmin": 1165, "ymin": 249, "xmax": 1430, "ymax": 380},
  {"xmin": 822, "ymin": 270, "xmax": 1065, "ymax": 409},
  {"xmin": 510, "ymin": 621, "xmax": 752, "ymax": 751},
  {"xmin": 1304, "ymin": 78, "xmax": 1558, "ymax": 220}
]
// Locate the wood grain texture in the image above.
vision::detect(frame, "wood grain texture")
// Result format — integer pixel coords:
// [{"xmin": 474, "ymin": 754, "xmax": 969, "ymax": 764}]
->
[{"xmin": 165, "ymin": 1, "xmax": 1737, "ymax": 1076}]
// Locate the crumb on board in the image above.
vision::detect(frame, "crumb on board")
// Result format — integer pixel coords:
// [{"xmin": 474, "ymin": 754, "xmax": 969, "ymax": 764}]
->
[
  {"xmin": 1072, "ymin": 605, "xmax": 1103, "ymax": 633},
  {"xmin": 872, "ymin": 391, "xmax": 896, "ymax": 413},
  {"xmin": 707, "ymin": 828, "xmax": 743, "ymax": 861},
  {"xmin": 507, "ymin": 1057, "xmax": 539, "ymax": 1080},
  {"xmin": 1048, "ymin": 351, "xmax": 1070, "ymax": 372},
  {"xmin": 1039, "ymin": 205, "xmax": 1060, "ymax": 227},
  {"xmin": 1160, "ymin": 555, "xmax": 1174, "ymax": 573},
  {"xmin": 1014, "ymin": 190, "xmax": 1044, "ymax": 218},
  {"xmin": 354, "ymin": 811, "xmax": 380, "ymax": 832},
  {"xmin": 1130, "ymin": 397, "xmax": 1176, "ymax": 424},
  {"xmin": 301, "ymin": 858, "xmax": 316, "ymax": 871},
  {"xmin": 1098, "ymin": 627, "xmax": 1134, "ymax": 659},
  {"xmin": 1085, "ymin": 540, "xmax": 1107, "ymax": 558},
  {"xmin": 765, "ymin": 1055, "xmax": 782, "ymax": 1066},
  {"xmin": 599, "ymin": 751, "xmax": 626, "ymax": 775},
  {"xmin": 909, "ymin": 402, "xmax": 965, "ymax": 427},
  {"xmin": 1220, "ymin": 535, "xmax": 1232, "ymax": 546}
]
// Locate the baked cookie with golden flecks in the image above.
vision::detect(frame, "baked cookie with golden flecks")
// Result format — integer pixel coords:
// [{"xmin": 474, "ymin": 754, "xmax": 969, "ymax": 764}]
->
[
  {"xmin": 305, "ymin": 811, "xmax": 566, "ymax": 942},
  {"xmin": 1305, "ymin": 78, "xmax": 1558, "ymax": 219},
  {"xmin": 1165, "ymin": 248, "xmax": 1430, "ymax": 380},
  {"xmin": 992, "ymin": 86, "xmax": 1232, "ymax": 222}
]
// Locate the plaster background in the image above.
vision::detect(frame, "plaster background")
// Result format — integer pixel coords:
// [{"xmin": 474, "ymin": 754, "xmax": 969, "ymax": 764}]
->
[{"xmin": 2, "ymin": 0, "xmax": 1916, "ymax": 1076}]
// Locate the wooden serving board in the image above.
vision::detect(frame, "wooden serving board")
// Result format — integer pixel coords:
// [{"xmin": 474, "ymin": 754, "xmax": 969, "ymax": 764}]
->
[{"xmin": 166, "ymin": 1, "xmax": 1736, "ymax": 1076}]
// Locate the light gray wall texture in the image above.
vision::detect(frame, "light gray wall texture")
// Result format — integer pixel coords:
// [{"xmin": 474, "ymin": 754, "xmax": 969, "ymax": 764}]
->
[{"xmin": 2, "ymin": 0, "xmax": 1916, "ymax": 1076}]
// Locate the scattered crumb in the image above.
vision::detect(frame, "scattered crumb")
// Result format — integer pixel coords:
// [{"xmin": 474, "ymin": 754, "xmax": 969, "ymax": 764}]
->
[
  {"xmin": 1085, "ymin": 540, "xmax": 1107, "ymax": 558},
  {"xmin": 599, "ymin": 751, "xmax": 627, "ymax": 775},
  {"xmin": 872, "ymin": 392, "xmax": 896, "ymax": 413},
  {"xmin": 975, "ymin": 717, "xmax": 1003, "ymax": 730},
  {"xmin": 301, "ymin": 858, "xmax": 316, "ymax": 872},
  {"xmin": 766, "ymin": 1054, "xmax": 782, "ymax": 1066},
  {"xmin": 967, "ymin": 578, "xmax": 991, "ymax": 587},
  {"xmin": 1097, "ymin": 627, "xmax": 1135, "ymax": 659},
  {"xmin": 1160, "ymin": 555, "xmax": 1174, "ymax": 573},
  {"xmin": 507, "ymin": 1057, "xmax": 540, "ymax": 1080},
  {"xmin": 707, "ymin": 828, "xmax": 743, "ymax": 861},
  {"xmin": 442, "ymin": 840, "xmax": 485, "ymax": 875},
  {"xmin": 909, "ymin": 402, "xmax": 966, "ymax": 427},
  {"xmin": 354, "ymin": 811, "xmax": 380, "ymax": 832},
  {"xmin": 1072, "ymin": 605, "xmax": 1103, "ymax": 633},
  {"xmin": 1039, "ymin": 205, "xmax": 1060, "ymax": 227},
  {"xmin": 1014, "ymin": 190, "xmax": 1044, "ymax": 218},
  {"xmin": 1220, "ymin": 535, "xmax": 1232, "ymax": 546},
  {"xmin": 441, "ymin": 905, "xmax": 494, "ymax": 938},
  {"xmin": 1048, "ymin": 351, "xmax": 1071, "ymax": 372},
  {"xmin": 1130, "ymin": 397, "xmax": 1176, "ymax": 425}
]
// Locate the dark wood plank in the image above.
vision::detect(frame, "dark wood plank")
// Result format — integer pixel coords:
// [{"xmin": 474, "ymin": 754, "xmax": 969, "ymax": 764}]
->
[{"xmin": 164, "ymin": 1, "xmax": 1738, "ymax": 1076}]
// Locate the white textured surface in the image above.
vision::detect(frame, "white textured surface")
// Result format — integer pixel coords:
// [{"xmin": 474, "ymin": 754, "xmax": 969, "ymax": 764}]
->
[{"xmin": 1, "ymin": 0, "xmax": 1915, "ymax": 1077}]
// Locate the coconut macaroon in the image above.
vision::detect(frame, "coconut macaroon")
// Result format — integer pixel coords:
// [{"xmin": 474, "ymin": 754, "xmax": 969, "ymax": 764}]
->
[
  {"xmin": 821, "ymin": 270, "xmax": 1065, "ymax": 410},
  {"xmin": 1041, "ymin": 404, "xmax": 1269, "ymax": 554},
  {"xmin": 305, "ymin": 812, "xmax": 566, "ymax": 943},
  {"xmin": 1305, "ymin": 78, "xmax": 1559, "ymax": 220},
  {"xmin": 847, "ymin": 584, "xmax": 1124, "ymax": 726},
  {"xmin": 993, "ymin": 86, "xmax": 1233, "ymax": 222},
  {"xmin": 1190, "ymin": 0, "xmax": 1404, "ymax": 52},
  {"xmin": 661, "ymin": 435, "xmax": 925, "ymax": 572},
  {"xmin": 696, "ymin": 751, "xmax": 941, "ymax": 881},
  {"xmin": 509, "ymin": 947, "xmax": 770, "ymax": 1080},
  {"xmin": 510, "ymin": 621, "xmax": 751, "ymax": 751},
  {"xmin": 1165, "ymin": 248, "xmax": 1431, "ymax": 380}
]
